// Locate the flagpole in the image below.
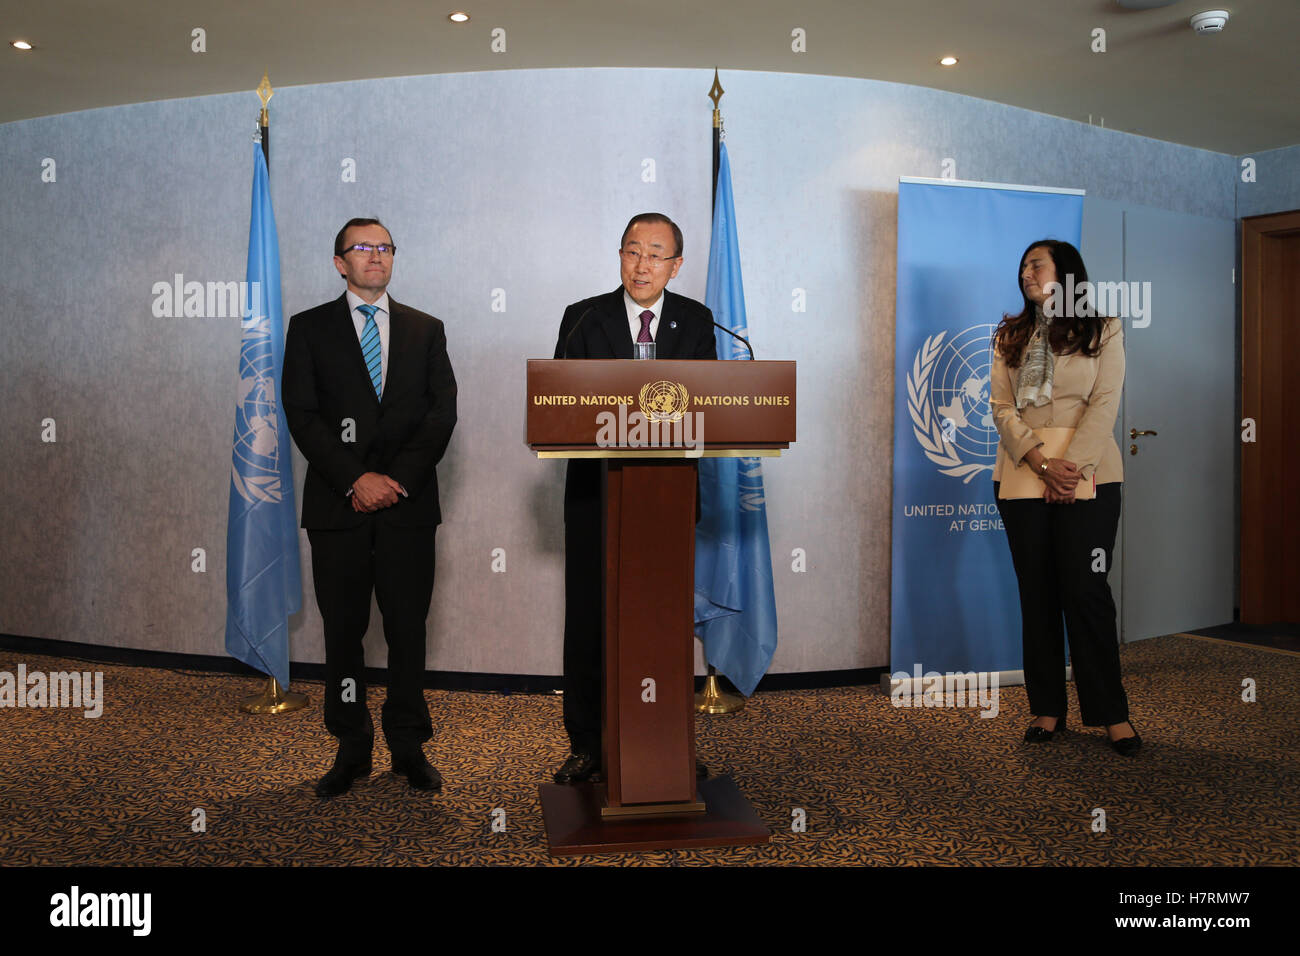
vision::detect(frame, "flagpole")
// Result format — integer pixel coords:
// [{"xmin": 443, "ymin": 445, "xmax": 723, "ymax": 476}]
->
[
  {"xmin": 696, "ymin": 68, "xmax": 746, "ymax": 717},
  {"xmin": 239, "ymin": 71, "xmax": 309, "ymax": 716},
  {"xmin": 257, "ymin": 70, "xmax": 271, "ymax": 168},
  {"xmin": 708, "ymin": 68, "xmax": 723, "ymax": 206}
]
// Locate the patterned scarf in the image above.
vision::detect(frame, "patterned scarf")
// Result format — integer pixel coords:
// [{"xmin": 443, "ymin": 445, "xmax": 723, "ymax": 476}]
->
[{"xmin": 1014, "ymin": 305, "xmax": 1054, "ymax": 409}]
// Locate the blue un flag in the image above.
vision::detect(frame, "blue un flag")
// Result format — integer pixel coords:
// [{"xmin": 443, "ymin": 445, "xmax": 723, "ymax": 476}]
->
[
  {"xmin": 693, "ymin": 142, "xmax": 778, "ymax": 697},
  {"xmin": 224, "ymin": 143, "xmax": 302, "ymax": 686}
]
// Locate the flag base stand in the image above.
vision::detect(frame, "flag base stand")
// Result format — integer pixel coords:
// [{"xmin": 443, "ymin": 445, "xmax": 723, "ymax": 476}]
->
[
  {"xmin": 695, "ymin": 667, "xmax": 746, "ymax": 715},
  {"xmin": 239, "ymin": 677, "xmax": 309, "ymax": 715}
]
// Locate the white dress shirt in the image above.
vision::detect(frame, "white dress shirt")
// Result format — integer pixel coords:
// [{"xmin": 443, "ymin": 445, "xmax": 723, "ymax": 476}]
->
[
  {"xmin": 346, "ymin": 289, "xmax": 391, "ymax": 389},
  {"xmin": 343, "ymin": 290, "xmax": 406, "ymax": 496},
  {"xmin": 623, "ymin": 291, "xmax": 662, "ymax": 344}
]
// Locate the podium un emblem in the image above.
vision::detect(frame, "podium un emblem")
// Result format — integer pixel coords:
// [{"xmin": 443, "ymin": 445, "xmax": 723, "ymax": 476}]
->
[{"xmin": 638, "ymin": 380, "xmax": 691, "ymax": 423}]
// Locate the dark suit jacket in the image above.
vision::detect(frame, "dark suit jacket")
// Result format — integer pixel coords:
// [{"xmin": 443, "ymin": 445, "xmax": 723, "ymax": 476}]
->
[
  {"xmin": 553, "ymin": 287, "xmax": 717, "ymax": 515},
  {"xmin": 283, "ymin": 293, "xmax": 457, "ymax": 529}
]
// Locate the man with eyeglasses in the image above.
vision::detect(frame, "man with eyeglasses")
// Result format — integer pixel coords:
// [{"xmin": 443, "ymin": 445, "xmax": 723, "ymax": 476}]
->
[
  {"xmin": 551, "ymin": 212, "xmax": 717, "ymax": 785},
  {"xmin": 283, "ymin": 217, "xmax": 457, "ymax": 798}
]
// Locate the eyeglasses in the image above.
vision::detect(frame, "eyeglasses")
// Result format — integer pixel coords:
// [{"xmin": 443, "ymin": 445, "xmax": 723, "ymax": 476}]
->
[
  {"xmin": 620, "ymin": 248, "xmax": 678, "ymax": 268},
  {"xmin": 341, "ymin": 243, "xmax": 396, "ymax": 257}
]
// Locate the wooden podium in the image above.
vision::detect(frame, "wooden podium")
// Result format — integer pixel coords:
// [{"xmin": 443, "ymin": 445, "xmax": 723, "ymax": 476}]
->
[{"xmin": 527, "ymin": 359, "xmax": 796, "ymax": 854}]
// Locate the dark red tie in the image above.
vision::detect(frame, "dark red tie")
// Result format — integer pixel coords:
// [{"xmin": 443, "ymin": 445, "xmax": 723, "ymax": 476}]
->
[{"xmin": 637, "ymin": 310, "xmax": 654, "ymax": 343}]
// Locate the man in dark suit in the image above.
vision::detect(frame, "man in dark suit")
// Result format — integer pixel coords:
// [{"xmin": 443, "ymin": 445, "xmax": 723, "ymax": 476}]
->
[
  {"xmin": 551, "ymin": 212, "xmax": 717, "ymax": 784},
  {"xmin": 282, "ymin": 218, "xmax": 457, "ymax": 798}
]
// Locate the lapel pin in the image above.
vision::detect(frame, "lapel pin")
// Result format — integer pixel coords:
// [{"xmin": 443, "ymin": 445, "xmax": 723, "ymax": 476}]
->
[{"xmin": 669, "ymin": 321, "xmax": 677, "ymax": 329}]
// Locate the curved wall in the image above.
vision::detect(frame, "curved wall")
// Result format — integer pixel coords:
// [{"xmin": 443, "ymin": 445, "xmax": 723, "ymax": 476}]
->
[{"xmin": 0, "ymin": 68, "xmax": 1235, "ymax": 676}]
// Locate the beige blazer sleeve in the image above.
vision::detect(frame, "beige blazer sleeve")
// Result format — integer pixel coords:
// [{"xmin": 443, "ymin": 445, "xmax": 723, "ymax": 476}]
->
[{"xmin": 1063, "ymin": 319, "xmax": 1125, "ymax": 479}]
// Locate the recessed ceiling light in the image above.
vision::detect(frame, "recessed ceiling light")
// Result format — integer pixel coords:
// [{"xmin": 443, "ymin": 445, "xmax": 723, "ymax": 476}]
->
[
  {"xmin": 939, "ymin": 56, "xmax": 958, "ymax": 67},
  {"xmin": 11, "ymin": 40, "xmax": 33, "ymax": 50},
  {"xmin": 448, "ymin": 11, "xmax": 469, "ymax": 22}
]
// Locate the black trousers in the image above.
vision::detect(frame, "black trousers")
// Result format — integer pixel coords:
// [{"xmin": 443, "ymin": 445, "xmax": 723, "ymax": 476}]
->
[
  {"xmin": 562, "ymin": 498, "xmax": 603, "ymax": 756},
  {"xmin": 307, "ymin": 521, "xmax": 437, "ymax": 757},
  {"xmin": 994, "ymin": 482, "xmax": 1129, "ymax": 727}
]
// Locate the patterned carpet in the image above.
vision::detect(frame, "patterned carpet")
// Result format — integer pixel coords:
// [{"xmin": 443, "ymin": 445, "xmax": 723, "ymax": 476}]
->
[{"xmin": 1, "ymin": 634, "xmax": 1296, "ymax": 866}]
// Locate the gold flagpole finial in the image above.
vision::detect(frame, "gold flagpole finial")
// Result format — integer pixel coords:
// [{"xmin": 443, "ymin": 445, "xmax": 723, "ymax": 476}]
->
[
  {"xmin": 257, "ymin": 71, "xmax": 273, "ymax": 126},
  {"xmin": 708, "ymin": 68, "xmax": 724, "ymax": 127}
]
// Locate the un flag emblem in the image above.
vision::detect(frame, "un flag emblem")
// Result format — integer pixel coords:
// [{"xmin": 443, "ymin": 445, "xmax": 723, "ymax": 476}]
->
[{"xmin": 231, "ymin": 320, "xmax": 285, "ymax": 503}]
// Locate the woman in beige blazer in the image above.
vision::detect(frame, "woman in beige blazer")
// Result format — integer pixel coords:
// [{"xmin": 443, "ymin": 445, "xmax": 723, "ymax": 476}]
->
[{"xmin": 990, "ymin": 239, "xmax": 1140, "ymax": 756}]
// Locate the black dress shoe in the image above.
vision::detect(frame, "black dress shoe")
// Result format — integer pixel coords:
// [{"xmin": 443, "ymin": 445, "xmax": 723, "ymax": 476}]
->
[
  {"xmin": 696, "ymin": 759, "xmax": 709, "ymax": 779},
  {"xmin": 392, "ymin": 752, "xmax": 442, "ymax": 791},
  {"xmin": 314, "ymin": 755, "xmax": 372, "ymax": 798},
  {"xmin": 553, "ymin": 752, "xmax": 602, "ymax": 785},
  {"xmin": 1108, "ymin": 722, "xmax": 1142, "ymax": 757},
  {"xmin": 1022, "ymin": 716, "xmax": 1066, "ymax": 743}
]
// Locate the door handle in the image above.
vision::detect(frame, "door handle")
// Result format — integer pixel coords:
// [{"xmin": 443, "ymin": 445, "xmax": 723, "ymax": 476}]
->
[{"xmin": 1129, "ymin": 428, "xmax": 1158, "ymax": 438}]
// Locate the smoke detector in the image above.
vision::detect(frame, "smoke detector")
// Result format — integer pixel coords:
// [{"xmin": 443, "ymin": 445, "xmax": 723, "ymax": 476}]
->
[{"xmin": 1190, "ymin": 10, "xmax": 1229, "ymax": 33}]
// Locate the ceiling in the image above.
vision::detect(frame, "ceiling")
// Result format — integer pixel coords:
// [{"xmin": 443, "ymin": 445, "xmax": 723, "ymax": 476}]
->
[{"xmin": 2, "ymin": 0, "xmax": 1296, "ymax": 154}]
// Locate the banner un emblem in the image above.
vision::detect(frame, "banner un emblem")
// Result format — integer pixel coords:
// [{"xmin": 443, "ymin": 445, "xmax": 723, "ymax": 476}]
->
[
  {"xmin": 231, "ymin": 318, "xmax": 285, "ymax": 503},
  {"xmin": 906, "ymin": 324, "xmax": 998, "ymax": 483}
]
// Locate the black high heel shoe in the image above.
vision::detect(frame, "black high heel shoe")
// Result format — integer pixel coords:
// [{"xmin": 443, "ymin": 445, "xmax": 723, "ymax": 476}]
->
[
  {"xmin": 1107, "ymin": 721, "xmax": 1141, "ymax": 756},
  {"xmin": 1023, "ymin": 715, "xmax": 1066, "ymax": 743}
]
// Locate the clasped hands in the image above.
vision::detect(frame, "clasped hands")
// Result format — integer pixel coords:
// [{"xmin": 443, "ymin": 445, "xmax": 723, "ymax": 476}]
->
[
  {"xmin": 1026, "ymin": 449, "xmax": 1080, "ymax": 504},
  {"xmin": 351, "ymin": 472, "xmax": 403, "ymax": 512}
]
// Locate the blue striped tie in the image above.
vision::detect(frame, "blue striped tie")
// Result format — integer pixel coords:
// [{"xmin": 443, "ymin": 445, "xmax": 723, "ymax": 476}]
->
[{"xmin": 357, "ymin": 303, "xmax": 382, "ymax": 398}]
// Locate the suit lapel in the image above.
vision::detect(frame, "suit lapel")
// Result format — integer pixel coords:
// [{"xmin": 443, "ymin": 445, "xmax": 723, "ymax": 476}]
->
[
  {"xmin": 596, "ymin": 289, "xmax": 634, "ymax": 359},
  {"xmin": 1054, "ymin": 350, "xmax": 1077, "ymax": 392},
  {"xmin": 655, "ymin": 292, "xmax": 683, "ymax": 358},
  {"xmin": 381, "ymin": 299, "xmax": 410, "ymax": 406}
]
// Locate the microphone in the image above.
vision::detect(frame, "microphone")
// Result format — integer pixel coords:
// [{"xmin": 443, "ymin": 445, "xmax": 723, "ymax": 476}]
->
[
  {"xmin": 710, "ymin": 319, "xmax": 755, "ymax": 360},
  {"xmin": 560, "ymin": 306, "xmax": 597, "ymax": 359}
]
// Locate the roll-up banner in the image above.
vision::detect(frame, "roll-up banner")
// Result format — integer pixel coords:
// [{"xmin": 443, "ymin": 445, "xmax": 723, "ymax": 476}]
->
[{"xmin": 890, "ymin": 177, "xmax": 1084, "ymax": 689}]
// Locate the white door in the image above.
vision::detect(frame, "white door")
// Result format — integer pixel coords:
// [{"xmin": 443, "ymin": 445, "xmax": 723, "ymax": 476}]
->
[{"xmin": 1119, "ymin": 206, "xmax": 1235, "ymax": 641}]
